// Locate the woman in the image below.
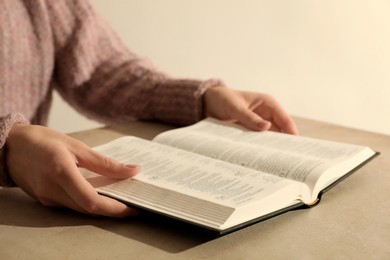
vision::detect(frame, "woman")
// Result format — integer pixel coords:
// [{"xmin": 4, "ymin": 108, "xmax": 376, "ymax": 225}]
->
[{"xmin": 0, "ymin": 0, "xmax": 297, "ymax": 217}]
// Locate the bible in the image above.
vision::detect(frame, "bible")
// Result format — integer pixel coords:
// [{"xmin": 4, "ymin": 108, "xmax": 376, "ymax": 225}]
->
[{"xmin": 82, "ymin": 118, "xmax": 378, "ymax": 235}]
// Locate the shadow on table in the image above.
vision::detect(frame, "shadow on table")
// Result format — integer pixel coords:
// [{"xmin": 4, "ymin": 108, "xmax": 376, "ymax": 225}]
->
[{"xmin": 0, "ymin": 187, "xmax": 217, "ymax": 253}]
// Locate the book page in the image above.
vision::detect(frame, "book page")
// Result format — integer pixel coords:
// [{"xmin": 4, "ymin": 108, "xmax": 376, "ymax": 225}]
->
[
  {"xmin": 153, "ymin": 118, "xmax": 375, "ymax": 199},
  {"xmin": 85, "ymin": 136, "xmax": 305, "ymax": 229}
]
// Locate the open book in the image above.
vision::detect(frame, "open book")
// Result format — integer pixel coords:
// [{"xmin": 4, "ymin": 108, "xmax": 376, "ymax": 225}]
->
[{"xmin": 83, "ymin": 118, "xmax": 378, "ymax": 235}]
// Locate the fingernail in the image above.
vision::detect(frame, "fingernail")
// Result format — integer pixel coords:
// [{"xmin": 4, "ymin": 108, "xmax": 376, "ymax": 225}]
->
[
  {"xmin": 257, "ymin": 120, "xmax": 271, "ymax": 131},
  {"xmin": 125, "ymin": 164, "xmax": 140, "ymax": 176},
  {"xmin": 126, "ymin": 164, "xmax": 140, "ymax": 169}
]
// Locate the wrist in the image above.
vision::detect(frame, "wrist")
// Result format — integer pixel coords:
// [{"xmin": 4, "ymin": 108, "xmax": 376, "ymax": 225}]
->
[
  {"xmin": 200, "ymin": 79, "xmax": 226, "ymax": 118},
  {"xmin": 1, "ymin": 124, "xmax": 28, "ymax": 187},
  {"xmin": 203, "ymin": 85, "xmax": 227, "ymax": 118},
  {"xmin": 0, "ymin": 142, "xmax": 16, "ymax": 187},
  {"xmin": 0, "ymin": 113, "xmax": 29, "ymax": 187}
]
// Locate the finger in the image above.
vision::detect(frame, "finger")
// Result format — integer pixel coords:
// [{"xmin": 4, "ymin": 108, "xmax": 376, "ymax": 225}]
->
[
  {"xmin": 232, "ymin": 107, "xmax": 272, "ymax": 131},
  {"xmin": 57, "ymin": 156, "xmax": 139, "ymax": 217},
  {"xmin": 276, "ymin": 117, "xmax": 299, "ymax": 135},
  {"xmin": 66, "ymin": 176, "xmax": 139, "ymax": 217},
  {"xmin": 76, "ymin": 146, "xmax": 139, "ymax": 179},
  {"xmin": 269, "ymin": 123, "xmax": 281, "ymax": 133},
  {"xmin": 46, "ymin": 191, "xmax": 139, "ymax": 218},
  {"xmin": 37, "ymin": 188, "xmax": 88, "ymax": 214},
  {"xmin": 271, "ymin": 107, "xmax": 299, "ymax": 135},
  {"xmin": 254, "ymin": 95, "xmax": 298, "ymax": 134}
]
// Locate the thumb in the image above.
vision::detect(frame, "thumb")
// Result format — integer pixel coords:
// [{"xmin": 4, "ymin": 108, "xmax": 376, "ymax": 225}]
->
[{"xmin": 77, "ymin": 148, "xmax": 140, "ymax": 179}]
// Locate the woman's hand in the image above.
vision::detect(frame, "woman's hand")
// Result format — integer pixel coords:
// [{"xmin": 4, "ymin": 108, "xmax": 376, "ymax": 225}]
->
[
  {"xmin": 6, "ymin": 124, "xmax": 139, "ymax": 217},
  {"xmin": 204, "ymin": 86, "xmax": 298, "ymax": 134}
]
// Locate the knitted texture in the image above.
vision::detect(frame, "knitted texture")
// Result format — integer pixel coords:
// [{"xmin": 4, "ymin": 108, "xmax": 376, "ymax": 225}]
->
[
  {"xmin": 0, "ymin": 114, "xmax": 29, "ymax": 186},
  {"xmin": 0, "ymin": 0, "xmax": 225, "ymax": 186}
]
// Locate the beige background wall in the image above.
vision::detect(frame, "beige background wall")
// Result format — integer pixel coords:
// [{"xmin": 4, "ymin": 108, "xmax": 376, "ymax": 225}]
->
[{"xmin": 49, "ymin": 0, "xmax": 390, "ymax": 135}]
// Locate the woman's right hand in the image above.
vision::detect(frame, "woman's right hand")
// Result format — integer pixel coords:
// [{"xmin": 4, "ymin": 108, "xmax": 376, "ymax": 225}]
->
[{"xmin": 6, "ymin": 124, "xmax": 139, "ymax": 217}]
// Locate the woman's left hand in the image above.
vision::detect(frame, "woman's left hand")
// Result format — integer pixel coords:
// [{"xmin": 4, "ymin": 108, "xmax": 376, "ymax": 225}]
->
[{"xmin": 204, "ymin": 86, "xmax": 298, "ymax": 134}]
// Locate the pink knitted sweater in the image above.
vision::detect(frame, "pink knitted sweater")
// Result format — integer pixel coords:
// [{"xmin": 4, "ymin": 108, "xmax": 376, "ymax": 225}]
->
[{"xmin": 0, "ymin": 0, "xmax": 223, "ymax": 186}]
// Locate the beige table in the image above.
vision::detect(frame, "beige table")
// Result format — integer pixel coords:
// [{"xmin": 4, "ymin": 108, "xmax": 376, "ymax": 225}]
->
[{"xmin": 1, "ymin": 117, "xmax": 389, "ymax": 259}]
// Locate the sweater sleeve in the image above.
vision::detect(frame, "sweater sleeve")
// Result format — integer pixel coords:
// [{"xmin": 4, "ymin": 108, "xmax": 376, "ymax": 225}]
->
[
  {"xmin": 47, "ymin": 0, "xmax": 224, "ymax": 126},
  {"xmin": 0, "ymin": 113, "xmax": 30, "ymax": 187}
]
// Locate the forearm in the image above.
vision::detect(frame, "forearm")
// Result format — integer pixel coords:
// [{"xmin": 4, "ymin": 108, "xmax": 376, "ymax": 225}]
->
[
  {"xmin": 49, "ymin": 0, "xmax": 224, "ymax": 126},
  {"xmin": 144, "ymin": 78, "xmax": 225, "ymax": 125}
]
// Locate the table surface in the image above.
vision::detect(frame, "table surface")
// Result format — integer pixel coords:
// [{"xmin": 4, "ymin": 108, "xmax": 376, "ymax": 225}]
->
[{"xmin": 1, "ymin": 117, "xmax": 389, "ymax": 259}]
